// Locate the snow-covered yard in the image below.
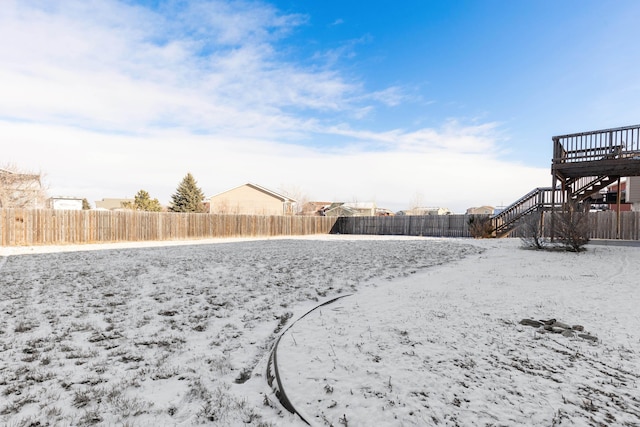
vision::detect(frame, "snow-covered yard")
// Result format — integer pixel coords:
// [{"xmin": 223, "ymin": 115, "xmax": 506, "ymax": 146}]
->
[{"xmin": 0, "ymin": 236, "xmax": 639, "ymax": 426}]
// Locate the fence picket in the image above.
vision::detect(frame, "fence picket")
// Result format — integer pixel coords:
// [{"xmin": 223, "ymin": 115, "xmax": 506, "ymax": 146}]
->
[
  {"xmin": 2, "ymin": 209, "xmax": 640, "ymax": 246},
  {"xmin": 332, "ymin": 212, "xmax": 640, "ymax": 240},
  {"xmin": 0, "ymin": 209, "xmax": 339, "ymax": 246}
]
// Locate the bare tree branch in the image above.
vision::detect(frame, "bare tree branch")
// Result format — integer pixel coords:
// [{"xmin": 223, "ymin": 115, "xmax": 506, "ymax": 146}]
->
[{"xmin": 0, "ymin": 163, "xmax": 48, "ymax": 208}]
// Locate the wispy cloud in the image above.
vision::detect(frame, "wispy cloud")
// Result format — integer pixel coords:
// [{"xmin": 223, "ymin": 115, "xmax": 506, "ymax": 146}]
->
[
  {"xmin": 2, "ymin": 119, "xmax": 548, "ymax": 212},
  {"xmin": 323, "ymin": 120, "xmax": 501, "ymax": 155},
  {"xmin": 1, "ymin": 0, "xmax": 549, "ymax": 212},
  {"xmin": 358, "ymin": 86, "xmax": 408, "ymax": 108},
  {"xmin": 0, "ymin": 0, "xmax": 500, "ymax": 146},
  {"xmin": 310, "ymin": 34, "xmax": 372, "ymax": 68},
  {"xmin": 0, "ymin": 0, "xmax": 361, "ymax": 136}
]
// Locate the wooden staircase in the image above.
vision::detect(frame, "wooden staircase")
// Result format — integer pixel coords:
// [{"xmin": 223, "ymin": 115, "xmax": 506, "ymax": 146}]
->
[
  {"xmin": 565, "ymin": 175, "xmax": 619, "ymax": 201},
  {"xmin": 491, "ymin": 187, "xmax": 558, "ymax": 236},
  {"xmin": 490, "ymin": 124, "xmax": 640, "ymax": 237}
]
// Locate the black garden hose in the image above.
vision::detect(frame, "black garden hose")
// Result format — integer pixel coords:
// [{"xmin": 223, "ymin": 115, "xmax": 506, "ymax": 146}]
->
[{"xmin": 266, "ymin": 294, "xmax": 352, "ymax": 425}]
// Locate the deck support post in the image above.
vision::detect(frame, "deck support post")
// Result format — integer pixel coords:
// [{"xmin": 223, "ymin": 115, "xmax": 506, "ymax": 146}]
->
[
  {"xmin": 551, "ymin": 175, "xmax": 557, "ymax": 242},
  {"xmin": 616, "ymin": 177, "xmax": 622, "ymax": 239}
]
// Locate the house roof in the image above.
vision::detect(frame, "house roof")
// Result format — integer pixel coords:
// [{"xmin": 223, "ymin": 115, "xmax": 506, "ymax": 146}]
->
[
  {"xmin": 304, "ymin": 201, "xmax": 332, "ymax": 207},
  {"xmin": 48, "ymin": 196, "xmax": 84, "ymax": 201},
  {"xmin": 301, "ymin": 201, "xmax": 332, "ymax": 213},
  {"xmin": 342, "ymin": 202, "xmax": 376, "ymax": 209},
  {"xmin": 325, "ymin": 205, "xmax": 357, "ymax": 216},
  {"xmin": 95, "ymin": 198, "xmax": 134, "ymax": 210},
  {"xmin": 210, "ymin": 183, "xmax": 297, "ymax": 202},
  {"xmin": 0, "ymin": 168, "xmax": 40, "ymax": 180},
  {"xmin": 414, "ymin": 206, "xmax": 447, "ymax": 211},
  {"xmin": 327, "ymin": 202, "xmax": 377, "ymax": 210}
]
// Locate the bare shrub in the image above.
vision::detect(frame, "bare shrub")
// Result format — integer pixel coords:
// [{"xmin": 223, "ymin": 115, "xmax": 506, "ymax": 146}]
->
[
  {"xmin": 553, "ymin": 200, "xmax": 590, "ymax": 252},
  {"xmin": 467, "ymin": 215, "xmax": 494, "ymax": 238},
  {"xmin": 79, "ymin": 409, "xmax": 103, "ymax": 425},
  {"xmin": 518, "ymin": 211, "xmax": 548, "ymax": 249},
  {"xmin": 73, "ymin": 390, "xmax": 92, "ymax": 408},
  {"xmin": 109, "ymin": 395, "xmax": 151, "ymax": 417},
  {"xmin": 196, "ymin": 386, "xmax": 240, "ymax": 423},
  {"xmin": 206, "ymin": 355, "xmax": 233, "ymax": 375},
  {"xmin": 0, "ymin": 163, "xmax": 48, "ymax": 208},
  {"xmin": 14, "ymin": 321, "xmax": 36, "ymax": 333}
]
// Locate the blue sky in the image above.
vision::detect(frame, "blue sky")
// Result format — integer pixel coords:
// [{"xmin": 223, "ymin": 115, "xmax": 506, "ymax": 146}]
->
[{"xmin": 2, "ymin": 0, "xmax": 640, "ymax": 212}]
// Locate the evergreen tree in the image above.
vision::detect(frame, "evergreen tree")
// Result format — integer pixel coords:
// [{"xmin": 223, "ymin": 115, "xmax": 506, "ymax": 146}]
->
[
  {"xmin": 169, "ymin": 173, "xmax": 205, "ymax": 212},
  {"xmin": 82, "ymin": 198, "xmax": 91, "ymax": 210},
  {"xmin": 124, "ymin": 190, "xmax": 163, "ymax": 212}
]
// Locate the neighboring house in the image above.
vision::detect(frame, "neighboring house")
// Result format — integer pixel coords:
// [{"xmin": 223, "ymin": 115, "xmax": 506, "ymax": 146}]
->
[
  {"xmin": 466, "ymin": 206, "xmax": 495, "ymax": 215},
  {"xmin": 209, "ymin": 183, "xmax": 296, "ymax": 216},
  {"xmin": 628, "ymin": 176, "xmax": 640, "ymax": 211},
  {"xmin": 324, "ymin": 202, "xmax": 377, "ymax": 217},
  {"xmin": 398, "ymin": 207, "xmax": 452, "ymax": 216},
  {"xmin": 376, "ymin": 208, "xmax": 395, "ymax": 216},
  {"xmin": 591, "ymin": 177, "xmax": 640, "ymax": 212},
  {"xmin": 48, "ymin": 197, "xmax": 83, "ymax": 210},
  {"xmin": 299, "ymin": 201, "xmax": 332, "ymax": 216},
  {"xmin": 0, "ymin": 168, "xmax": 46, "ymax": 208},
  {"xmin": 95, "ymin": 198, "xmax": 135, "ymax": 210}
]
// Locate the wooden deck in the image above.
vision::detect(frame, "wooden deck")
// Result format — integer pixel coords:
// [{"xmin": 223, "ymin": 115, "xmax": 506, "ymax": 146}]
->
[
  {"xmin": 492, "ymin": 124, "xmax": 640, "ymax": 236},
  {"xmin": 553, "ymin": 158, "xmax": 640, "ymax": 179},
  {"xmin": 552, "ymin": 124, "xmax": 640, "ymax": 181}
]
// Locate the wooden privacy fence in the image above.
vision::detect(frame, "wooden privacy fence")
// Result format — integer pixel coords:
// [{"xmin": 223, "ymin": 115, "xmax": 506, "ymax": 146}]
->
[
  {"xmin": 3, "ymin": 210, "xmax": 639, "ymax": 246},
  {"xmin": 332, "ymin": 212, "xmax": 640, "ymax": 240},
  {"xmin": 332, "ymin": 215, "xmax": 472, "ymax": 237},
  {"xmin": 505, "ymin": 211, "xmax": 640, "ymax": 240},
  {"xmin": 0, "ymin": 209, "xmax": 338, "ymax": 246}
]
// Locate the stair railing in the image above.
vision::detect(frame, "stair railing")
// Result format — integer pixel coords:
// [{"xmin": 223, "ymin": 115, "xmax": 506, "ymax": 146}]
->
[
  {"xmin": 492, "ymin": 187, "xmax": 558, "ymax": 235},
  {"xmin": 568, "ymin": 175, "xmax": 618, "ymax": 201}
]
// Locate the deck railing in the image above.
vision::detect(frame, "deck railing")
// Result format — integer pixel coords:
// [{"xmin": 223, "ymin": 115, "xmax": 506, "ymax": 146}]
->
[{"xmin": 553, "ymin": 124, "xmax": 640, "ymax": 164}]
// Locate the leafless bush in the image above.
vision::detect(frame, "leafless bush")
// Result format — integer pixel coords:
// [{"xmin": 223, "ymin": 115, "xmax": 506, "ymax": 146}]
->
[
  {"xmin": 553, "ymin": 200, "xmax": 591, "ymax": 252},
  {"xmin": 109, "ymin": 395, "xmax": 151, "ymax": 417},
  {"xmin": 79, "ymin": 409, "xmax": 103, "ymax": 425},
  {"xmin": 196, "ymin": 386, "xmax": 242, "ymax": 423},
  {"xmin": 73, "ymin": 390, "xmax": 92, "ymax": 408},
  {"xmin": 467, "ymin": 215, "xmax": 494, "ymax": 239},
  {"xmin": 518, "ymin": 211, "xmax": 548, "ymax": 249},
  {"xmin": 206, "ymin": 355, "xmax": 233, "ymax": 375},
  {"xmin": 14, "ymin": 321, "xmax": 36, "ymax": 333},
  {"xmin": 0, "ymin": 163, "xmax": 48, "ymax": 209}
]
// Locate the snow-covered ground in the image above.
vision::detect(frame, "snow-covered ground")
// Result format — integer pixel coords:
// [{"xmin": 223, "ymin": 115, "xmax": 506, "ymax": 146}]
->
[{"xmin": 0, "ymin": 236, "xmax": 639, "ymax": 426}]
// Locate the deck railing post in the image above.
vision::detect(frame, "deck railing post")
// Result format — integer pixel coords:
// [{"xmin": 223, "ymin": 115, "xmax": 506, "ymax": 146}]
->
[
  {"xmin": 616, "ymin": 177, "xmax": 622, "ymax": 239},
  {"xmin": 551, "ymin": 176, "xmax": 557, "ymax": 242}
]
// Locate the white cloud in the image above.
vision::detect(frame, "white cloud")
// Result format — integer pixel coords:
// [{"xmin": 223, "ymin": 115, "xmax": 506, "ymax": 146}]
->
[
  {"xmin": 2, "ymin": 120, "xmax": 549, "ymax": 213},
  {"xmin": 363, "ymin": 86, "xmax": 406, "ymax": 107},
  {"xmin": 0, "ymin": 0, "xmax": 551, "ymax": 213},
  {"xmin": 0, "ymin": 0, "xmax": 356, "ymax": 134},
  {"xmin": 322, "ymin": 120, "xmax": 502, "ymax": 155}
]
